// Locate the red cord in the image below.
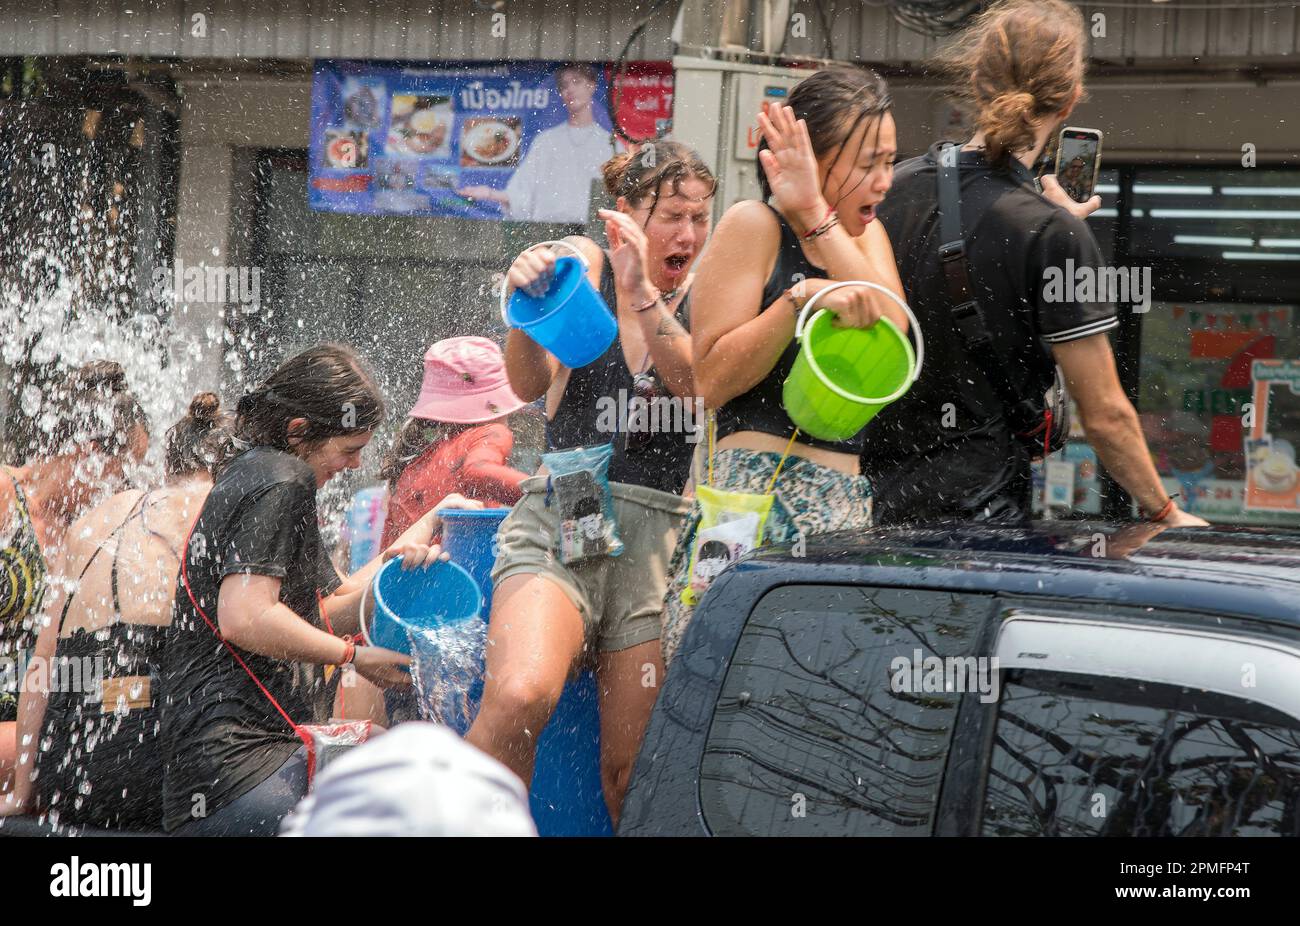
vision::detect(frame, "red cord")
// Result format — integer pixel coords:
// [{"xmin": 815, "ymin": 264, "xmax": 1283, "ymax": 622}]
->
[{"xmin": 180, "ymin": 521, "xmax": 316, "ymax": 763}]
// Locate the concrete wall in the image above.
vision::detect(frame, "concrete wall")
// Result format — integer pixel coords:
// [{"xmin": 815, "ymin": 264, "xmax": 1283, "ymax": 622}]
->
[{"xmin": 170, "ymin": 74, "xmax": 313, "ymax": 395}]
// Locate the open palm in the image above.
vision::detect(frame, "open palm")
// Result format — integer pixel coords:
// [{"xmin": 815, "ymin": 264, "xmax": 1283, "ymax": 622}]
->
[{"xmin": 757, "ymin": 102, "xmax": 827, "ymax": 218}]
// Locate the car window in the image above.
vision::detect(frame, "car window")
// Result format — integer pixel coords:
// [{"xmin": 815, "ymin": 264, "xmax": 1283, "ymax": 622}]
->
[
  {"xmin": 983, "ymin": 670, "xmax": 1300, "ymax": 836},
  {"xmin": 699, "ymin": 585, "xmax": 991, "ymax": 836}
]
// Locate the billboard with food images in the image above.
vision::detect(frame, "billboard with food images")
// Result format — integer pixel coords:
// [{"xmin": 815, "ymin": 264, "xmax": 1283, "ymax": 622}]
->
[{"xmin": 309, "ymin": 59, "xmax": 674, "ymax": 222}]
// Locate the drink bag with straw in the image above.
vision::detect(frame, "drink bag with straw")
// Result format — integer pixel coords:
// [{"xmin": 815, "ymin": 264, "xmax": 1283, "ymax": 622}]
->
[
  {"xmin": 544, "ymin": 443, "xmax": 623, "ymax": 564},
  {"xmin": 680, "ymin": 419, "xmax": 794, "ymax": 606}
]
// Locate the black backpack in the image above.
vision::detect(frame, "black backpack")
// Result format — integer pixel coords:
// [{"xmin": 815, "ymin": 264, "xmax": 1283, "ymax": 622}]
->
[{"xmin": 935, "ymin": 144, "xmax": 1070, "ymax": 461}]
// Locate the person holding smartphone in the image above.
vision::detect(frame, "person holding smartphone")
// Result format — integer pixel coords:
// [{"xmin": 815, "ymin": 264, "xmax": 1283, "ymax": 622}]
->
[{"xmin": 861, "ymin": 0, "xmax": 1207, "ymax": 528}]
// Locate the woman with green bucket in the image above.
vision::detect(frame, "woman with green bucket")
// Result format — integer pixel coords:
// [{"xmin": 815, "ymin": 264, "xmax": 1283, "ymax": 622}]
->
[{"xmin": 661, "ymin": 67, "xmax": 914, "ymax": 666}]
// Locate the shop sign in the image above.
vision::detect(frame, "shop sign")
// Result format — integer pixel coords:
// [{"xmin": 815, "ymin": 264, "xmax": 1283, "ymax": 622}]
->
[{"xmin": 309, "ymin": 59, "xmax": 674, "ymax": 222}]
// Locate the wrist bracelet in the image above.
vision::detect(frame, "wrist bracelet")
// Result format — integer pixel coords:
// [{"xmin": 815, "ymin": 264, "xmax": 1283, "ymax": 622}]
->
[
  {"xmin": 632, "ymin": 291, "xmax": 662, "ymax": 313},
  {"xmin": 340, "ymin": 638, "xmax": 356, "ymax": 665},
  {"xmin": 1148, "ymin": 497, "xmax": 1176, "ymax": 523},
  {"xmin": 800, "ymin": 204, "xmax": 834, "ymax": 239},
  {"xmin": 803, "ymin": 210, "xmax": 840, "ymax": 241}
]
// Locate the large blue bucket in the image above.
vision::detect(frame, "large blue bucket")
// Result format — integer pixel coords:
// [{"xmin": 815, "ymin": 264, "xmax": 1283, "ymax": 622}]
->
[
  {"xmin": 366, "ymin": 558, "xmax": 482, "ymax": 656},
  {"xmin": 440, "ymin": 507, "xmax": 613, "ymax": 837},
  {"xmin": 503, "ymin": 245, "xmax": 616, "ymax": 369}
]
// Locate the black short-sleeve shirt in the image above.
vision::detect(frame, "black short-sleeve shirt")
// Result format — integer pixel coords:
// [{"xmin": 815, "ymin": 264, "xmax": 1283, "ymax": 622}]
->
[
  {"xmin": 161, "ymin": 447, "xmax": 341, "ymax": 831},
  {"xmin": 860, "ymin": 143, "xmax": 1117, "ymax": 520}
]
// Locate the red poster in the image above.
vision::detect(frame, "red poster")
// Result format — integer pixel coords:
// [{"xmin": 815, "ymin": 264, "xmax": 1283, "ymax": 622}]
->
[{"xmin": 610, "ymin": 61, "xmax": 675, "ymax": 142}]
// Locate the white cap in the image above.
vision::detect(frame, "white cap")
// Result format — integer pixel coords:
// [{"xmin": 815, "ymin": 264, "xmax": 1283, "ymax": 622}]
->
[{"xmin": 280, "ymin": 723, "xmax": 537, "ymax": 837}]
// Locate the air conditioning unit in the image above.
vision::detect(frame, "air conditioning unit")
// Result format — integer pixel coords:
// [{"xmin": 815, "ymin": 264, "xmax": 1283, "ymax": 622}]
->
[
  {"xmin": 670, "ymin": 55, "xmax": 809, "ymax": 216},
  {"xmin": 722, "ymin": 0, "xmax": 794, "ymax": 55}
]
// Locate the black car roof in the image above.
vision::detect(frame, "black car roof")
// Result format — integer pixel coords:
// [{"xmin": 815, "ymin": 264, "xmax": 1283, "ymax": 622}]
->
[{"xmin": 742, "ymin": 520, "xmax": 1300, "ymax": 626}]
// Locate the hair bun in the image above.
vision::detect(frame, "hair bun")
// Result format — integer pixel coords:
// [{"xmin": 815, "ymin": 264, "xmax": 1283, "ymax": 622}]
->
[
  {"xmin": 601, "ymin": 150, "xmax": 636, "ymax": 197},
  {"xmin": 989, "ymin": 91, "xmax": 1036, "ymax": 120},
  {"xmin": 188, "ymin": 391, "xmax": 221, "ymax": 426},
  {"xmin": 75, "ymin": 359, "xmax": 128, "ymax": 394}
]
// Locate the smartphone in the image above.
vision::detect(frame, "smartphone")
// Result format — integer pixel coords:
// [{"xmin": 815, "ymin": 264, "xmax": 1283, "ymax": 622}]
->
[{"xmin": 1054, "ymin": 126, "xmax": 1103, "ymax": 203}]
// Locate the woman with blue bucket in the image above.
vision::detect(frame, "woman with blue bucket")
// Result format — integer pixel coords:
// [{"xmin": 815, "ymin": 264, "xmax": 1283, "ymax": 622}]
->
[
  {"xmin": 661, "ymin": 67, "xmax": 918, "ymax": 666},
  {"xmin": 467, "ymin": 142, "xmax": 717, "ymax": 826},
  {"xmin": 160, "ymin": 345, "xmax": 483, "ymax": 835}
]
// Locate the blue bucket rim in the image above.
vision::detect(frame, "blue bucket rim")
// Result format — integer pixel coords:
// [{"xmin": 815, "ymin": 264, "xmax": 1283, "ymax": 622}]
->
[
  {"xmin": 367, "ymin": 558, "xmax": 485, "ymax": 647},
  {"xmin": 506, "ymin": 254, "xmax": 588, "ymax": 329},
  {"xmin": 439, "ymin": 507, "xmax": 512, "ymax": 521}
]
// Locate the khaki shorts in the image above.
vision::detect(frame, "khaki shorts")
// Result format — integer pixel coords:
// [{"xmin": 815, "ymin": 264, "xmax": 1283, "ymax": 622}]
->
[{"xmin": 491, "ymin": 476, "xmax": 690, "ymax": 653}]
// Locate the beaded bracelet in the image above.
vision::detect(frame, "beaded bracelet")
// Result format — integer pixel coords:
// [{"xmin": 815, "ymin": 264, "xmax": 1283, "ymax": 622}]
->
[
  {"xmin": 1148, "ymin": 497, "xmax": 1177, "ymax": 522},
  {"xmin": 803, "ymin": 210, "xmax": 840, "ymax": 241}
]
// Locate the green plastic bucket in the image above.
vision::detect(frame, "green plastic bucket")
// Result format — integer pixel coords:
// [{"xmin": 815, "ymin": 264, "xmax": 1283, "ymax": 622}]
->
[{"xmin": 782, "ymin": 281, "xmax": 924, "ymax": 443}]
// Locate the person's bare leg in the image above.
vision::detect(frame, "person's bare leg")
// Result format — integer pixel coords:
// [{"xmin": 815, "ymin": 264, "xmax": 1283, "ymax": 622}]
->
[
  {"xmin": 466, "ymin": 574, "xmax": 585, "ymax": 787},
  {"xmin": 595, "ymin": 641, "xmax": 663, "ymax": 827},
  {"xmin": 0, "ymin": 721, "xmax": 15, "ymax": 796}
]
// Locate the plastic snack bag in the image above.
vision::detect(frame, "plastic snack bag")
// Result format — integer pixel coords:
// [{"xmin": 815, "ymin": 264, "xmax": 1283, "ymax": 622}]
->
[
  {"xmin": 544, "ymin": 443, "xmax": 623, "ymax": 564},
  {"xmin": 304, "ymin": 720, "xmax": 377, "ymax": 781},
  {"xmin": 681, "ymin": 485, "xmax": 774, "ymax": 605},
  {"xmin": 687, "ymin": 512, "xmax": 762, "ymax": 601}
]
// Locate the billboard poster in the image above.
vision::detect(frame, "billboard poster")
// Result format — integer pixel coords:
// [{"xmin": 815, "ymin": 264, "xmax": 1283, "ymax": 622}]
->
[
  {"xmin": 1244, "ymin": 359, "xmax": 1300, "ymax": 512},
  {"xmin": 308, "ymin": 59, "xmax": 674, "ymax": 222}
]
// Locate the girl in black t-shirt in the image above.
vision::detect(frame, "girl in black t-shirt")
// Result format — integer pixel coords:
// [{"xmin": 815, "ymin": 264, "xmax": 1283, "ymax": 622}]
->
[{"xmin": 160, "ymin": 345, "xmax": 481, "ymax": 835}]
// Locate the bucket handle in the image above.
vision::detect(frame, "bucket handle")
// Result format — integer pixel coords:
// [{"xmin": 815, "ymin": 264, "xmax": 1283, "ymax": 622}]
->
[
  {"xmin": 498, "ymin": 239, "xmax": 591, "ymax": 327},
  {"xmin": 794, "ymin": 280, "xmax": 925, "ymax": 387},
  {"xmin": 360, "ymin": 566, "xmax": 378, "ymax": 647}
]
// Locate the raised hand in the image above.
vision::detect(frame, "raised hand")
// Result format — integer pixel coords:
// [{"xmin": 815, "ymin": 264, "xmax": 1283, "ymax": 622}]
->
[
  {"xmin": 1040, "ymin": 174, "xmax": 1102, "ymax": 220},
  {"xmin": 599, "ymin": 208, "xmax": 654, "ymax": 299},
  {"xmin": 757, "ymin": 102, "xmax": 831, "ymax": 232},
  {"xmin": 507, "ymin": 246, "xmax": 558, "ymax": 298}
]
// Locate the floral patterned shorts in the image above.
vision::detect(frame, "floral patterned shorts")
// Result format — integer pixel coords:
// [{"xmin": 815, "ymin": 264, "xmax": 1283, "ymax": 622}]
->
[{"xmin": 660, "ymin": 448, "xmax": 873, "ymax": 666}]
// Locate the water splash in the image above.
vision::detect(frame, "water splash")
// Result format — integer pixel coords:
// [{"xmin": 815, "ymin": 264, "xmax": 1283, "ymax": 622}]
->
[{"xmin": 408, "ymin": 618, "xmax": 488, "ymax": 734}]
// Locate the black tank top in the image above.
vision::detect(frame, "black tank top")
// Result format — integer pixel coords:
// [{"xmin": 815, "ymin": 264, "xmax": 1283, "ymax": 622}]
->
[
  {"xmin": 545, "ymin": 258, "xmax": 697, "ymax": 494},
  {"xmin": 37, "ymin": 493, "xmax": 172, "ymax": 830},
  {"xmin": 714, "ymin": 203, "xmax": 868, "ymax": 454}
]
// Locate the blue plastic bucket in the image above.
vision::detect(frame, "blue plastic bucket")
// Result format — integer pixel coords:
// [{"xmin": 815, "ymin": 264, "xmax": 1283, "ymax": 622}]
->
[
  {"xmin": 366, "ymin": 558, "xmax": 482, "ymax": 656},
  {"xmin": 505, "ymin": 254, "xmax": 616, "ymax": 369},
  {"xmin": 439, "ymin": 507, "xmax": 613, "ymax": 837}
]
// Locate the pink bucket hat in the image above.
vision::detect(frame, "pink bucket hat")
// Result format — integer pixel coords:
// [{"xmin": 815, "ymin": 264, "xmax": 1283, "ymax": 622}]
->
[{"xmin": 408, "ymin": 336, "xmax": 527, "ymax": 424}]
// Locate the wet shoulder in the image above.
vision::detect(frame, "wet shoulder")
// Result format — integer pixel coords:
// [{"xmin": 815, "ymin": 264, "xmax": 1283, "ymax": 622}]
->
[
  {"xmin": 61, "ymin": 489, "xmax": 145, "ymax": 569},
  {"xmin": 210, "ymin": 447, "xmax": 316, "ymax": 507}
]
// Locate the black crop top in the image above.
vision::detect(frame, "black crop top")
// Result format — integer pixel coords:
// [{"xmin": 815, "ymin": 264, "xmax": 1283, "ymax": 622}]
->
[
  {"xmin": 545, "ymin": 257, "xmax": 697, "ymax": 494},
  {"xmin": 714, "ymin": 203, "xmax": 868, "ymax": 454}
]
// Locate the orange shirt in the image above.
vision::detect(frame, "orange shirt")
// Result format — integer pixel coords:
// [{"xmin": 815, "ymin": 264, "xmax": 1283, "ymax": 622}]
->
[{"xmin": 381, "ymin": 424, "xmax": 528, "ymax": 549}]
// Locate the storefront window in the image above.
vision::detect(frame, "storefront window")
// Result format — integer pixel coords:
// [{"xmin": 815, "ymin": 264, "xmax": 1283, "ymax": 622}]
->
[{"xmin": 1036, "ymin": 167, "xmax": 1300, "ymax": 526}]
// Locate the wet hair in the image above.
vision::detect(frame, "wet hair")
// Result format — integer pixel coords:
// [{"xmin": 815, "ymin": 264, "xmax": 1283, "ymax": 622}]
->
[
  {"xmin": 235, "ymin": 344, "xmax": 385, "ymax": 454},
  {"xmin": 25, "ymin": 359, "xmax": 150, "ymax": 461},
  {"xmin": 601, "ymin": 141, "xmax": 716, "ymax": 221},
  {"xmin": 938, "ymin": 0, "xmax": 1086, "ymax": 165},
  {"xmin": 165, "ymin": 392, "xmax": 237, "ymax": 479},
  {"xmin": 555, "ymin": 63, "xmax": 598, "ymax": 86},
  {"xmin": 378, "ymin": 418, "xmax": 473, "ymax": 491},
  {"xmin": 757, "ymin": 66, "xmax": 893, "ymax": 204}
]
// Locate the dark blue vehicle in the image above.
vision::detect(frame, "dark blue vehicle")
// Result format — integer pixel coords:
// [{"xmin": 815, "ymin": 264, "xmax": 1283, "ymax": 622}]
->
[{"xmin": 620, "ymin": 521, "xmax": 1300, "ymax": 837}]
